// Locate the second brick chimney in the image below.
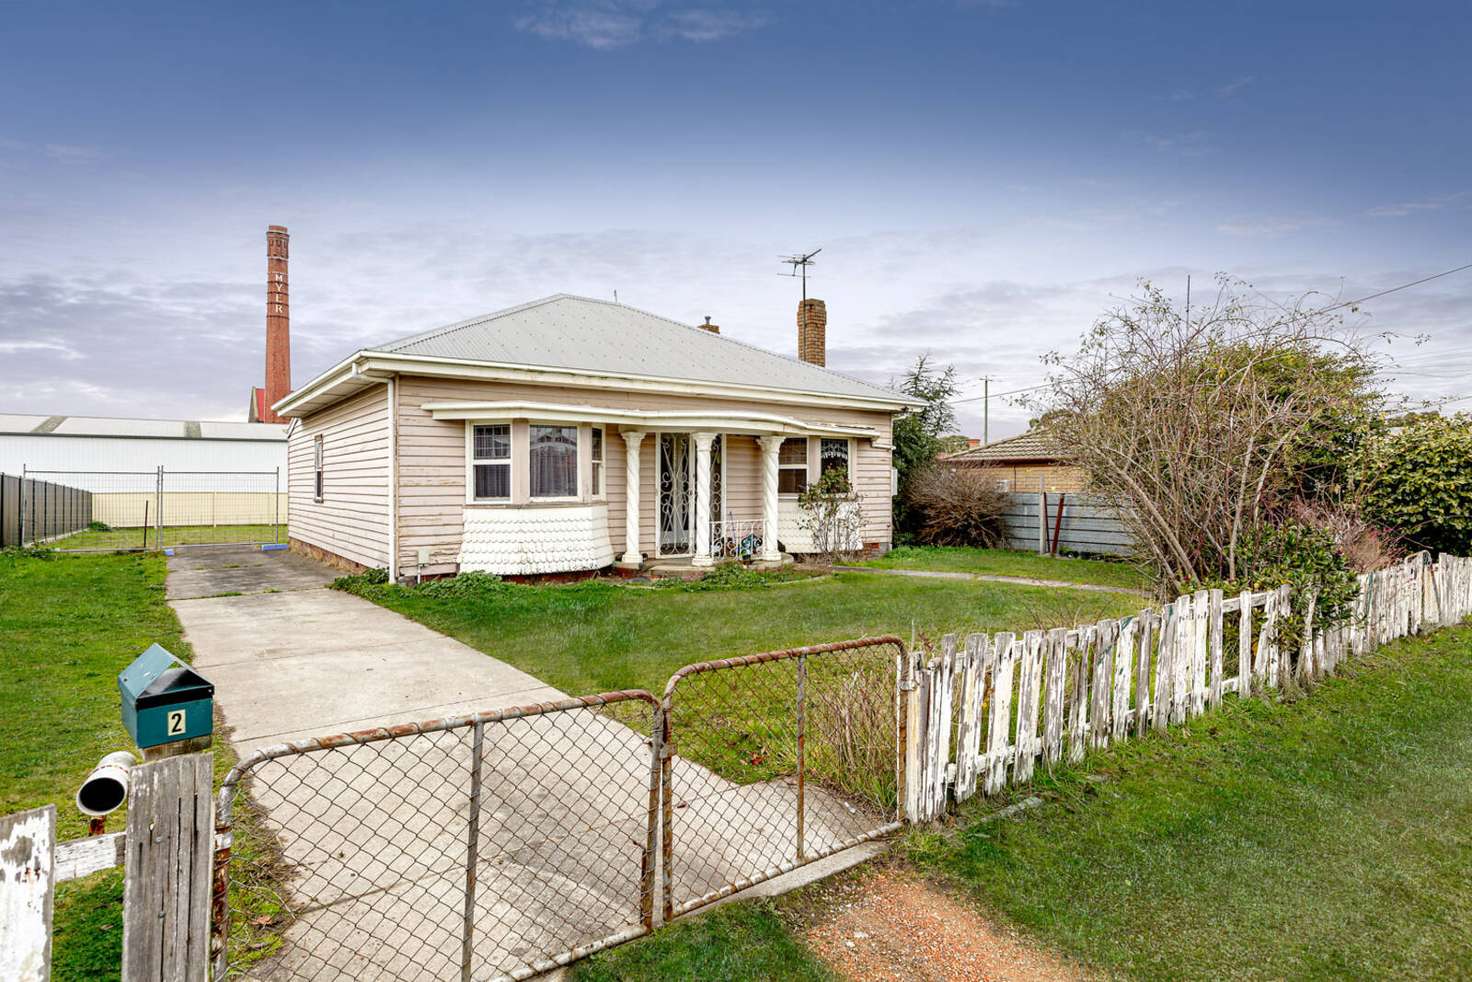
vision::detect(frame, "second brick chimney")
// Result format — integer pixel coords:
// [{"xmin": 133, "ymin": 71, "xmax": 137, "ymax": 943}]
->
[
  {"xmin": 797, "ymin": 298, "xmax": 826, "ymax": 366},
  {"xmin": 262, "ymin": 225, "xmax": 291, "ymax": 422}
]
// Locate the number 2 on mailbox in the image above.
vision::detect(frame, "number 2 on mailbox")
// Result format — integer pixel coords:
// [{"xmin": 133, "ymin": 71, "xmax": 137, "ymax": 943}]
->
[{"xmin": 167, "ymin": 709, "xmax": 186, "ymax": 736}]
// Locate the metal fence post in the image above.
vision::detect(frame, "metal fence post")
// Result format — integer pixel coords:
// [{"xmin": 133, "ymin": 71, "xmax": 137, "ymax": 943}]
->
[
  {"xmin": 461, "ymin": 720, "xmax": 484, "ymax": 982},
  {"xmin": 21, "ymin": 465, "xmax": 29, "ymax": 547},
  {"xmin": 794, "ymin": 653, "xmax": 807, "ymax": 862},
  {"xmin": 156, "ymin": 465, "xmax": 164, "ymax": 550},
  {"xmin": 642, "ymin": 705, "xmax": 663, "ymax": 929},
  {"xmin": 275, "ymin": 466, "xmax": 281, "ymax": 544}
]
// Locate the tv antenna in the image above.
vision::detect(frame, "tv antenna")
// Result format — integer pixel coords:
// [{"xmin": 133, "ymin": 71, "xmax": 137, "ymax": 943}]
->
[{"xmin": 779, "ymin": 248, "xmax": 822, "ymax": 301}]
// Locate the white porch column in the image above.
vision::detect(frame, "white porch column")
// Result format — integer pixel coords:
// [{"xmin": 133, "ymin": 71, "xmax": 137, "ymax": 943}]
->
[
  {"xmin": 692, "ymin": 431, "xmax": 716, "ymax": 567},
  {"xmin": 757, "ymin": 435, "xmax": 784, "ymax": 562},
  {"xmin": 619, "ymin": 430, "xmax": 646, "ymax": 566}
]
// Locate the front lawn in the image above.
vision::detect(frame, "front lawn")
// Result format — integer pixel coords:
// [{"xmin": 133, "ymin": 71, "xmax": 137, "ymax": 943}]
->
[
  {"xmin": 336, "ymin": 568, "xmax": 1141, "ymax": 696},
  {"xmin": 908, "ymin": 623, "xmax": 1472, "ymax": 979},
  {"xmin": 857, "ymin": 545, "xmax": 1150, "ymax": 591},
  {"xmin": 48, "ymin": 522, "xmax": 283, "ymax": 551},
  {"xmin": 0, "ymin": 551, "xmax": 280, "ymax": 980}
]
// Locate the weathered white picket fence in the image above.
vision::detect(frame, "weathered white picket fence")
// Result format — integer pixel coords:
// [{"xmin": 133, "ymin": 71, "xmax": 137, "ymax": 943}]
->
[{"xmin": 904, "ymin": 552, "xmax": 1472, "ymax": 821}]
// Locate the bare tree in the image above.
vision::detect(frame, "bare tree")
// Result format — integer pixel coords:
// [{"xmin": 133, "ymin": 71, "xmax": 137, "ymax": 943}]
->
[{"xmin": 1031, "ymin": 277, "xmax": 1379, "ymax": 593}]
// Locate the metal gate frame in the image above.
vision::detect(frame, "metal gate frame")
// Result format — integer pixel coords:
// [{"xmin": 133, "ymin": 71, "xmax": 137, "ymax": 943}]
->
[
  {"xmin": 659, "ymin": 636, "xmax": 907, "ymax": 920},
  {"xmin": 212, "ymin": 691, "xmax": 663, "ymax": 981}
]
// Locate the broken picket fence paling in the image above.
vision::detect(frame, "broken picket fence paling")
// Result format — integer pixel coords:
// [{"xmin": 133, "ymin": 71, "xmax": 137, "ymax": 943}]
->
[
  {"xmin": 212, "ymin": 638, "xmax": 904, "ymax": 981},
  {"xmin": 904, "ymin": 551, "xmax": 1472, "ymax": 821}
]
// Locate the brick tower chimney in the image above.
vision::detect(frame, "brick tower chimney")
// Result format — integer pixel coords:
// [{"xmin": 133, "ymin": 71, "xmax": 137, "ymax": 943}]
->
[
  {"xmin": 797, "ymin": 298, "xmax": 826, "ymax": 366},
  {"xmin": 251, "ymin": 226, "xmax": 291, "ymax": 423}
]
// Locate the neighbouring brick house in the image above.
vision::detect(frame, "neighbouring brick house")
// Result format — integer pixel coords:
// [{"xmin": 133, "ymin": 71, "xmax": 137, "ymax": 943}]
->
[
  {"xmin": 940, "ymin": 429, "xmax": 1086, "ymax": 492},
  {"xmin": 273, "ymin": 294, "xmax": 921, "ymax": 580}
]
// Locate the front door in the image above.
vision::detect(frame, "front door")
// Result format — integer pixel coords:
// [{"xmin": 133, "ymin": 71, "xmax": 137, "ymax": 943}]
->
[{"xmin": 657, "ymin": 434, "xmax": 723, "ymax": 557}]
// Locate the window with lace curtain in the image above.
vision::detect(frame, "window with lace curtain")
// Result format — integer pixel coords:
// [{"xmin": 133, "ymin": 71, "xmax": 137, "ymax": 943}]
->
[{"xmin": 529, "ymin": 424, "xmax": 578, "ymax": 498}]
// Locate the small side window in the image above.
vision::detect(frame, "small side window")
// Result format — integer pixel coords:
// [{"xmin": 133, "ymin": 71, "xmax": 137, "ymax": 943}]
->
[
  {"xmin": 591, "ymin": 427, "xmax": 604, "ymax": 497},
  {"xmin": 313, "ymin": 435, "xmax": 324, "ymax": 502}
]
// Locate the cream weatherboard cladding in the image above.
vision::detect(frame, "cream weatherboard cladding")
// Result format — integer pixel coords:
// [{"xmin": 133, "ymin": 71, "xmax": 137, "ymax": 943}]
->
[
  {"xmin": 286, "ymin": 385, "xmax": 391, "ymax": 569},
  {"xmin": 392, "ymin": 375, "xmax": 894, "ymax": 576}
]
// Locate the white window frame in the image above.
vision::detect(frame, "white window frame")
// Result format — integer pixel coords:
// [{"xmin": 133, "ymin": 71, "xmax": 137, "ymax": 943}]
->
[
  {"xmin": 313, "ymin": 434, "xmax": 324, "ymax": 503},
  {"xmin": 817, "ymin": 437, "xmax": 855, "ymax": 487},
  {"xmin": 468, "ymin": 422, "xmax": 512, "ymax": 502},
  {"xmin": 777, "ymin": 437, "xmax": 810, "ymax": 498},
  {"xmin": 590, "ymin": 425, "xmax": 606, "ymax": 500},
  {"xmin": 527, "ymin": 420, "xmax": 580, "ymax": 502}
]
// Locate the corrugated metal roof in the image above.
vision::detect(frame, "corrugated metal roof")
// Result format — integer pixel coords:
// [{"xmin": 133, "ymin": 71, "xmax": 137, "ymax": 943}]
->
[
  {"xmin": 0, "ymin": 413, "xmax": 287, "ymax": 441},
  {"xmin": 945, "ymin": 429, "xmax": 1061, "ymax": 462},
  {"xmin": 369, "ymin": 294, "xmax": 913, "ymax": 404}
]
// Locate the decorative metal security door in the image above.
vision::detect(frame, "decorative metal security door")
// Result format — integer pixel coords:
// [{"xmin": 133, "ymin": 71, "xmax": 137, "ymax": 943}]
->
[{"xmin": 658, "ymin": 434, "xmax": 692, "ymax": 556}]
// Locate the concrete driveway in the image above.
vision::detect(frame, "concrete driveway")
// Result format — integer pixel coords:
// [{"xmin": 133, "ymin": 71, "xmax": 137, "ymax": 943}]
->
[
  {"xmin": 169, "ymin": 547, "xmax": 560, "ymax": 755},
  {"xmin": 169, "ymin": 547, "xmax": 888, "ymax": 980}
]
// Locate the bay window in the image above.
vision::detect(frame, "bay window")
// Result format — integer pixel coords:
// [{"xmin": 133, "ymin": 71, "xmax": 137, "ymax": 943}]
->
[
  {"xmin": 591, "ymin": 427, "xmax": 604, "ymax": 496},
  {"xmin": 529, "ymin": 424, "xmax": 578, "ymax": 498},
  {"xmin": 472, "ymin": 424, "xmax": 511, "ymax": 500}
]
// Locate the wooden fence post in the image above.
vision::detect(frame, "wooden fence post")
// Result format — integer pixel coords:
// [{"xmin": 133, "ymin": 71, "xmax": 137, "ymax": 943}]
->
[
  {"xmin": 122, "ymin": 753, "xmax": 213, "ymax": 982},
  {"xmin": 0, "ymin": 805, "xmax": 54, "ymax": 982}
]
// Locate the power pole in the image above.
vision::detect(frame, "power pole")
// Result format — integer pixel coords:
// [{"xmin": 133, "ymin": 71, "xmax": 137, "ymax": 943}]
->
[{"xmin": 983, "ymin": 379, "xmax": 995, "ymax": 447}]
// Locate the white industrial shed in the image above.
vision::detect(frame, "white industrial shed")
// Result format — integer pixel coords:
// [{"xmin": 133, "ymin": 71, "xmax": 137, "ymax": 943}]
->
[
  {"xmin": 0, "ymin": 414, "xmax": 289, "ymax": 537},
  {"xmin": 0, "ymin": 414, "xmax": 287, "ymax": 477}
]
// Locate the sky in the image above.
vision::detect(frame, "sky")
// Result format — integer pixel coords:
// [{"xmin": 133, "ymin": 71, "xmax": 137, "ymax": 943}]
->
[{"xmin": 1, "ymin": 0, "xmax": 1470, "ymax": 438}]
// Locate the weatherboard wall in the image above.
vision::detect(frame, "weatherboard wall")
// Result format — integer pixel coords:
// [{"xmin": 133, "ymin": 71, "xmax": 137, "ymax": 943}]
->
[{"xmin": 287, "ymin": 385, "xmax": 391, "ymax": 569}]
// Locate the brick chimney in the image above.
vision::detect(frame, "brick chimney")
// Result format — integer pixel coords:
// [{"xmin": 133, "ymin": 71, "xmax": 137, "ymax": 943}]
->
[
  {"xmin": 258, "ymin": 225, "xmax": 291, "ymax": 422},
  {"xmin": 797, "ymin": 298, "xmax": 826, "ymax": 366},
  {"xmin": 700, "ymin": 316, "xmax": 720, "ymax": 334}
]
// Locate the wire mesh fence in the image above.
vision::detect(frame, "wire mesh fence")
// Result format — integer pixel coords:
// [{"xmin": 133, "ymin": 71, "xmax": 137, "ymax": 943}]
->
[
  {"xmin": 659, "ymin": 637, "xmax": 905, "ymax": 919},
  {"xmin": 214, "ymin": 692, "xmax": 662, "ymax": 982},
  {"xmin": 18, "ymin": 467, "xmax": 283, "ymax": 551}
]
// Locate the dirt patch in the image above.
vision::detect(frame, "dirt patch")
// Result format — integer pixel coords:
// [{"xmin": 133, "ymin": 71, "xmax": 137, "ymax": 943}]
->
[{"xmin": 785, "ymin": 865, "xmax": 1086, "ymax": 982}]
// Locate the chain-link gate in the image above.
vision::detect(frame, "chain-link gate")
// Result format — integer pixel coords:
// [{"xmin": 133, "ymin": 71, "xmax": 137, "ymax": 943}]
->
[
  {"xmin": 211, "ymin": 639, "xmax": 908, "ymax": 978},
  {"xmin": 213, "ymin": 692, "xmax": 662, "ymax": 981},
  {"xmin": 659, "ymin": 637, "xmax": 906, "ymax": 919},
  {"xmin": 19, "ymin": 467, "xmax": 283, "ymax": 551}
]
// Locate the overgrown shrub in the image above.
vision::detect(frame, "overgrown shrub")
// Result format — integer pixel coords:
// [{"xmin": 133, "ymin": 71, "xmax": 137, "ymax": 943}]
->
[
  {"xmin": 86, "ymin": 520, "xmax": 111, "ymax": 532},
  {"xmin": 1356, "ymin": 413, "xmax": 1472, "ymax": 555},
  {"xmin": 1287, "ymin": 499, "xmax": 1401, "ymax": 574},
  {"xmin": 1204, "ymin": 520, "xmax": 1361, "ymax": 655},
  {"xmin": 797, "ymin": 469, "xmax": 863, "ymax": 563},
  {"xmin": 904, "ymin": 464, "xmax": 1008, "ymax": 547},
  {"xmin": 330, "ymin": 567, "xmax": 388, "ymax": 593}
]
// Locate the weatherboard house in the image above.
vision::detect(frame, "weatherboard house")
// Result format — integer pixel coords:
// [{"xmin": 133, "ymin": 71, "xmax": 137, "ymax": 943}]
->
[{"xmin": 275, "ymin": 294, "xmax": 921, "ymax": 580}]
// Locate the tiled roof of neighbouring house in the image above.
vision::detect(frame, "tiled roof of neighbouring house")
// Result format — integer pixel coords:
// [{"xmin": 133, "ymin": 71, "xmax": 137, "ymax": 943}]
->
[
  {"xmin": 944, "ymin": 429, "xmax": 1062, "ymax": 462},
  {"xmin": 368, "ymin": 294, "xmax": 917, "ymax": 406}
]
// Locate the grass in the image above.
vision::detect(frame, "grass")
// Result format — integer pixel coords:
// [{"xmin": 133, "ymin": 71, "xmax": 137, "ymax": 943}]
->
[
  {"xmin": 858, "ymin": 545, "xmax": 1150, "ymax": 591},
  {"xmin": 48, "ymin": 523, "xmax": 283, "ymax": 551},
  {"xmin": 572, "ymin": 900, "xmax": 834, "ymax": 981},
  {"xmin": 336, "ymin": 568, "xmax": 1140, "ymax": 697},
  {"xmin": 0, "ymin": 550, "xmax": 281, "ymax": 980},
  {"xmin": 904, "ymin": 623, "xmax": 1472, "ymax": 980}
]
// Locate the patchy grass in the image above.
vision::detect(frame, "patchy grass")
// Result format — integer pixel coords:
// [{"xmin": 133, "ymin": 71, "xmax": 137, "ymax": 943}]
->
[
  {"xmin": 336, "ymin": 568, "xmax": 1139, "ymax": 697},
  {"xmin": 572, "ymin": 900, "xmax": 834, "ymax": 981},
  {"xmin": 48, "ymin": 523, "xmax": 283, "ymax": 551},
  {"xmin": 0, "ymin": 551, "xmax": 283, "ymax": 980},
  {"xmin": 859, "ymin": 546, "xmax": 1150, "ymax": 591},
  {"xmin": 905, "ymin": 624, "xmax": 1472, "ymax": 980}
]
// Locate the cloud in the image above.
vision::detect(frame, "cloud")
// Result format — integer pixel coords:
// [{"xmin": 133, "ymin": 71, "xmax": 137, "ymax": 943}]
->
[
  {"xmin": 1215, "ymin": 215, "xmax": 1324, "ymax": 237},
  {"xmin": 514, "ymin": 1, "xmax": 768, "ymax": 48},
  {"xmin": 1366, "ymin": 192, "xmax": 1468, "ymax": 218},
  {"xmin": 1214, "ymin": 75, "xmax": 1255, "ymax": 98},
  {"xmin": 0, "ymin": 338, "xmax": 82, "ymax": 360},
  {"xmin": 1142, "ymin": 129, "xmax": 1212, "ymax": 155}
]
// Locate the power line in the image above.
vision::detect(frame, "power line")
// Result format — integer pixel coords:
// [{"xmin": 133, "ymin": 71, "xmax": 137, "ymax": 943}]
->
[{"xmin": 946, "ymin": 260, "xmax": 1472, "ymax": 410}]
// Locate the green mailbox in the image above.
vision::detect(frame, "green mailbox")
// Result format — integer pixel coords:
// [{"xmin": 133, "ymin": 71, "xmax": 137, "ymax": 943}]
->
[{"xmin": 118, "ymin": 644, "xmax": 214, "ymax": 749}]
